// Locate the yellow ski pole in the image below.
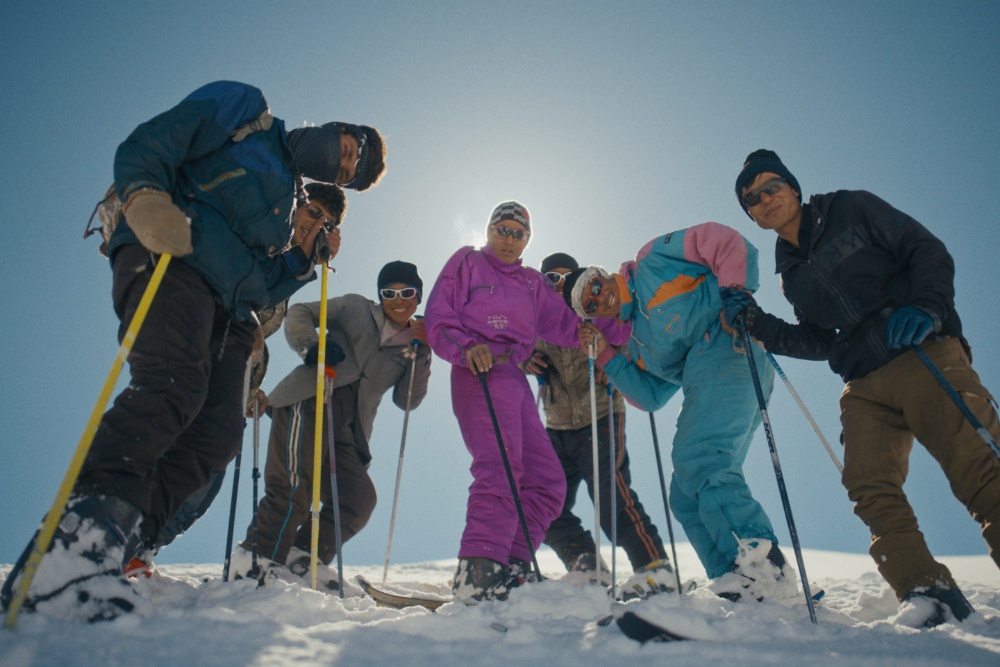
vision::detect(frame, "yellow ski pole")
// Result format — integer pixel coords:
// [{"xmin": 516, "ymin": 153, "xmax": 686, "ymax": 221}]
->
[
  {"xmin": 4, "ymin": 254, "xmax": 172, "ymax": 630},
  {"xmin": 310, "ymin": 265, "xmax": 330, "ymax": 590}
]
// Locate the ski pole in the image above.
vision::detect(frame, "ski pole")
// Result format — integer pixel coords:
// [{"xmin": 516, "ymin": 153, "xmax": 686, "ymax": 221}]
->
[
  {"xmin": 4, "ymin": 254, "xmax": 173, "ymax": 629},
  {"xmin": 762, "ymin": 349, "xmax": 843, "ymax": 474},
  {"xmin": 382, "ymin": 339, "xmax": 421, "ymax": 585},
  {"xmin": 223, "ymin": 358, "xmax": 254, "ymax": 582},
  {"xmin": 738, "ymin": 319, "xmax": 817, "ymax": 624},
  {"xmin": 478, "ymin": 371, "xmax": 543, "ymax": 580},
  {"xmin": 914, "ymin": 345, "xmax": 1000, "ymax": 460},
  {"xmin": 325, "ymin": 369, "xmax": 345, "ymax": 599},
  {"xmin": 587, "ymin": 342, "xmax": 602, "ymax": 585},
  {"xmin": 222, "ymin": 453, "xmax": 243, "ymax": 582},
  {"xmin": 607, "ymin": 383, "xmax": 617, "ymax": 599},
  {"xmin": 647, "ymin": 412, "xmax": 682, "ymax": 594},
  {"xmin": 310, "ymin": 266, "xmax": 331, "ymax": 590},
  {"xmin": 251, "ymin": 390, "xmax": 261, "ymax": 579},
  {"xmin": 535, "ymin": 373, "xmax": 546, "ymax": 411}
]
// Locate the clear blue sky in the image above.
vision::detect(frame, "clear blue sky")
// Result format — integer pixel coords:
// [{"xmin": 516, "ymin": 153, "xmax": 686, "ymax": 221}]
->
[{"xmin": 2, "ymin": 2, "xmax": 998, "ymax": 578}]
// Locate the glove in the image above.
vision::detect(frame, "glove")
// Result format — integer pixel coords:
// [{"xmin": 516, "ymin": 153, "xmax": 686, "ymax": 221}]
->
[
  {"xmin": 719, "ymin": 286, "xmax": 753, "ymax": 329},
  {"xmin": 303, "ymin": 339, "xmax": 346, "ymax": 367},
  {"xmin": 123, "ymin": 190, "xmax": 193, "ymax": 256},
  {"xmin": 886, "ymin": 306, "xmax": 935, "ymax": 349}
]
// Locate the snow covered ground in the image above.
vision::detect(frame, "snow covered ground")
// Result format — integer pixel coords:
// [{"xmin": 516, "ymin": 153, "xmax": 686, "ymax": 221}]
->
[{"xmin": 2, "ymin": 545, "xmax": 999, "ymax": 666}]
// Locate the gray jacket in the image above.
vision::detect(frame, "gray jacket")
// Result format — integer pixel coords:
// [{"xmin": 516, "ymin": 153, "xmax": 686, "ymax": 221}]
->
[{"xmin": 268, "ymin": 294, "xmax": 431, "ymax": 463}]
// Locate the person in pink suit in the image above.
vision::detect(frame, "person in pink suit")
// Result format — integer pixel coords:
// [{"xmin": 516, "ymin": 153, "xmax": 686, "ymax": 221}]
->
[{"xmin": 425, "ymin": 201, "xmax": 629, "ymax": 600}]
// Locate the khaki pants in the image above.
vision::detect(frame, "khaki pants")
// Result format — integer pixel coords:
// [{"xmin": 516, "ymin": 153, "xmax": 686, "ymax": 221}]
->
[{"xmin": 841, "ymin": 336, "xmax": 1000, "ymax": 599}]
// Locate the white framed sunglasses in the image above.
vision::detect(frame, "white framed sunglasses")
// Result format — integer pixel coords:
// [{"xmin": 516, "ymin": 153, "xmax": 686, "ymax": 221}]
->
[{"xmin": 380, "ymin": 287, "xmax": 418, "ymax": 300}]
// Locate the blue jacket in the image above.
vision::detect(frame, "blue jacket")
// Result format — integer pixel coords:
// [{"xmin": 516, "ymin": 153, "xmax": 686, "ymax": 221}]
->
[
  {"xmin": 601, "ymin": 222, "xmax": 761, "ymax": 410},
  {"xmin": 111, "ymin": 81, "xmax": 312, "ymax": 321}
]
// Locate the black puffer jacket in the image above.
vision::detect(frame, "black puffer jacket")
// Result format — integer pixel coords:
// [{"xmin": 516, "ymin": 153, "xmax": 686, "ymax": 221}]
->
[{"xmin": 749, "ymin": 189, "xmax": 964, "ymax": 381}]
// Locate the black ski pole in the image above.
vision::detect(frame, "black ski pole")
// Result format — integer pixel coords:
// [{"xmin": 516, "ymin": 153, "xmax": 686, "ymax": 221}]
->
[
  {"xmin": 478, "ymin": 370, "xmax": 543, "ymax": 580},
  {"xmin": 224, "ymin": 358, "xmax": 254, "ymax": 581},
  {"xmin": 737, "ymin": 319, "xmax": 817, "ymax": 624},
  {"xmin": 647, "ymin": 411, "xmax": 682, "ymax": 594},
  {"xmin": 250, "ymin": 393, "xmax": 261, "ymax": 579},
  {"xmin": 913, "ymin": 345, "xmax": 1000, "ymax": 460},
  {"xmin": 222, "ymin": 451, "xmax": 242, "ymax": 582}
]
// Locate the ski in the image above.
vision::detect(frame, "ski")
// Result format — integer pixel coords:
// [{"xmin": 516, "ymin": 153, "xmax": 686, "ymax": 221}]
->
[{"xmin": 355, "ymin": 575, "xmax": 454, "ymax": 611}]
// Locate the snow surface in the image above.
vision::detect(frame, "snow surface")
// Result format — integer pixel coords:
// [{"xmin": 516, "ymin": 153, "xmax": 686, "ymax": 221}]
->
[{"xmin": 2, "ymin": 545, "xmax": 999, "ymax": 667}]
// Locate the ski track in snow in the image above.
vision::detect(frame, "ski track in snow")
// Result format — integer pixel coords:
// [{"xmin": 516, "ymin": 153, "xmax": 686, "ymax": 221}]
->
[{"xmin": 1, "ymin": 546, "xmax": 999, "ymax": 667}]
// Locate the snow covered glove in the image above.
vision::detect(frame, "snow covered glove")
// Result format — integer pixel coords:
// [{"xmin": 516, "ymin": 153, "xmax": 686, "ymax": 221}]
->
[
  {"xmin": 304, "ymin": 340, "xmax": 346, "ymax": 367},
  {"xmin": 886, "ymin": 305, "xmax": 937, "ymax": 349},
  {"xmin": 123, "ymin": 190, "xmax": 193, "ymax": 257}
]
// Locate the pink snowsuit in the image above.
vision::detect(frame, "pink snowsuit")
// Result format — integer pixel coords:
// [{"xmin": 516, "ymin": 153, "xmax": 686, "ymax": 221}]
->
[{"xmin": 425, "ymin": 246, "xmax": 629, "ymax": 564}]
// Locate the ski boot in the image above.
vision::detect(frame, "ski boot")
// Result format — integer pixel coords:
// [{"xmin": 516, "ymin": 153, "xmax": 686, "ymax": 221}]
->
[
  {"xmin": 452, "ymin": 557, "xmax": 520, "ymax": 601},
  {"xmin": 710, "ymin": 538, "xmax": 798, "ymax": 603},
  {"xmin": 896, "ymin": 585, "xmax": 975, "ymax": 628},
  {"xmin": 620, "ymin": 559, "xmax": 682, "ymax": 600},
  {"xmin": 563, "ymin": 552, "xmax": 612, "ymax": 586}
]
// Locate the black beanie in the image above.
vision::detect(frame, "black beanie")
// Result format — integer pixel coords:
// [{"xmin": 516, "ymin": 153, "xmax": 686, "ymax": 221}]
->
[
  {"xmin": 377, "ymin": 260, "xmax": 423, "ymax": 303},
  {"xmin": 734, "ymin": 149, "xmax": 801, "ymax": 218},
  {"xmin": 540, "ymin": 252, "xmax": 579, "ymax": 274}
]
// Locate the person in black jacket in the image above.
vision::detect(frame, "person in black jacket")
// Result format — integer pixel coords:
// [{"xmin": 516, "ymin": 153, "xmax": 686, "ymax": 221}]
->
[{"xmin": 724, "ymin": 149, "xmax": 1000, "ymax": 628}]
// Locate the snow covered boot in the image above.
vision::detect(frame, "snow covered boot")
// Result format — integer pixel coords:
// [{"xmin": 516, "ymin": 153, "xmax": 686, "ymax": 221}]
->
[
  {"xmin": 124, "ymin": 548, "xmax": 156, "ymax": 578},
  {"xmin": 229, "ymin": 546, "xmax": 281, "ymax": 584},
  {"xmin": 896, "ymin": 585, "xmax": 975, "ymax": 628},
  {"xmin": 508, "ymin": 557, "xmax": 542, "ymax": 584},
  {"xmin": 12, "ymin": 494, "xmax": 145, "ymax": 621},
  {"xmin": 710, "ymin": 538, "xmax": 798, "ymax": 603},
  {"xmin": 284, "ymin": 546, "xmax": 363, "ymax": 596},
  {"xmin": 452, "ymin": 557, "xmax": 519, "ymax": 601},
  {"xmin": 620, "ymin": 559, "xmax": 680, "ymax": 600},
  {"xmin": 563, "ymin": 552, "xmax": 612, "ymax": 586}
]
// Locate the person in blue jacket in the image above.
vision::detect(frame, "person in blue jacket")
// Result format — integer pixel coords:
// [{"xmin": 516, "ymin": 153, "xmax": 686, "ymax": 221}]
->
[
  {"xmin": 569, "ymin": 222, "xmax": 798, "ymax": 603},
  {"xmin": 2, "ymin": 81, "xmax": 386, "ymax": 621}
]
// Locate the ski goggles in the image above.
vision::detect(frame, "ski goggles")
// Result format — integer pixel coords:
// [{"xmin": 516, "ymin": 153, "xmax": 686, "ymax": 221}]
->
[
  {"xmin": 491, "ymin": 225, "xmax": 529, "ymax": 241},
  {"xmin": 545, "ymin": 271, "xmax": 567, "ymax": 285},
  {"xmin": 741, "ymin": 177, "xmax": 787, "ymax": 208},
  {"xmin": 308, "ymin": 205, "xmax": 339, "ymax": 229},
  {"xmin": 584, "ymin": 278, "xmax": 602, "ymax": 315},
  {"xmin": 379, "ymin": 287, "xmax": 419, "ymax": 300}
]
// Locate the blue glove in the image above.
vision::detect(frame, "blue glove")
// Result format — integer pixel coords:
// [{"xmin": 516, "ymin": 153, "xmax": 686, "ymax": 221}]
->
[
  {"xmin": 719, "ymin": 287, "xmax": 753, "ymax": 328},
  {"xmin": 886, "ymin": 306, "xmax": 935, "ymax": 349},
  {"xmin": 304, "ymin": 339, "xmax": 346, "ymax": 366}
]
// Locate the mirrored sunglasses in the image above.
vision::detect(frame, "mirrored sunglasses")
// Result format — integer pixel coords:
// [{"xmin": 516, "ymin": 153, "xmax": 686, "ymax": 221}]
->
[
  {"xmin": 380, "ymin": 287, "xmax": 418, "ymax": 300},
  {"xmin": 491, "ymin": 225, "xmax": 529, "ymax": 241},
  {"xmin": 584, "ymin": 278, "xmax": 603, "ymax": 314},
  {"xmin": 741, "ymin": 177, "xmax": 787, "ymax": 208}
]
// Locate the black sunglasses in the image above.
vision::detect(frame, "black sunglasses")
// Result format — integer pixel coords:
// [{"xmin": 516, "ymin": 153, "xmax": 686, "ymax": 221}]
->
[
  {"xmin": 741, "ymin": 177, "xmax": 787, "ymax": 208},
  {"xmin": 308, "ymin": 205, "xmax": 339, "ymax": 230}
]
